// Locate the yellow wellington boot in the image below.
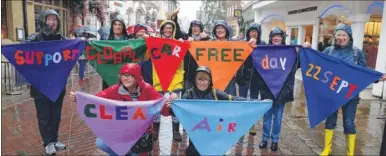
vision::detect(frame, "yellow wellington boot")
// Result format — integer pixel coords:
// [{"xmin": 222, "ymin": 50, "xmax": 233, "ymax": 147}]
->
[
  {"xmin": 320, "ymin": 129, "xmax": 334, "ymax": 156},
  {"xmin": 346, "ymin": 134, "xmax": 356, "ymax": 156}
]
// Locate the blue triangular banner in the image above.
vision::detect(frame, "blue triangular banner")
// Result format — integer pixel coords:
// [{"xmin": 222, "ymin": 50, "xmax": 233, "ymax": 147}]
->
[
  {"xmin": 299, "ymin": 48, "xmax": 382, "ymax": 128},
  {"xmin": 252, "ymin": 45, "xmax": 297, "ymax": 98},
  {"xmin": 171, "ymin": 99, "xmax": 272, "ymax": 155},
  {"xmin": 1, "ymin": 39, "xmax": 85, "ymax": 101}
]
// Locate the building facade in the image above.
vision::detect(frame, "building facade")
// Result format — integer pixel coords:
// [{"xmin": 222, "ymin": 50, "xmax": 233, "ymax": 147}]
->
[
  {"xmin": 251, "ymin": 0, "xmax": 385, "ymax": 99},
  {"xmin": 225, "ymin": 0, "xmax": 242, "ymax": 37}
]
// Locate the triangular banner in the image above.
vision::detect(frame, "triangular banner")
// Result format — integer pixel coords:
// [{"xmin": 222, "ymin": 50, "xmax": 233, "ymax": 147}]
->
[
  {"xmin": 75, "ymin": 92, "xmax": 168, "ymax": 155},
  {"xmin": 171, "ymin": 99, "xmax": 272, "ymax": 155},
  {"xmin": 145, "ymin": 37, "xmax": 189, "ymax": 93},
  {"xmin": 189, "ymin": 41, "xmax": 252, "ymax": 91},
  {"xmin": 299, "ymin": 48, "xmax": 382, "ymax": 128},
  {"xmin": 252, "ymin": 45, "xmax": 297, "ymax": 98},
  {"xmin": 1, "ymin": 39, "xmax": 84, "ymax": 101},
  {"xmin": 85, "ymin": 40, "xmax": 148, "ymax": 86}
]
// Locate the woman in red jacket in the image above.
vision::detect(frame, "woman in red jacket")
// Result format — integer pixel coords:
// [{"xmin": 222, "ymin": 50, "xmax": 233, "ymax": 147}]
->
[{"xmin": 70, "ymin": 63, "xmax": 174, "ymax": 155}]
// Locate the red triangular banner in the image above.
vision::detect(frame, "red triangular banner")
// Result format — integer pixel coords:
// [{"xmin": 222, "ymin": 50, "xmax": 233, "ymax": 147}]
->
[{"xmin": 145, "ymin": 37, "xmax": 190, "ymax": 93}]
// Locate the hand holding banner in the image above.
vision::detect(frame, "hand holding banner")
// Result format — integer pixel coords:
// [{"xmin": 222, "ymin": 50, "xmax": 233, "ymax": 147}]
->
[
  {"xmin": 171, "ymin": 99, "xmax": 272, "ymax": 155},
  {"xmin": 76, "ymin": 92, "xmax": 168, "ymax": 155},
  {"xmin": 189, "ymin": 41, "xmax": 252, "ymax": 91},
  {"xmin": 299, "ymin": 48, "xmax": 382, "ymax": 128},
  {"xmin": 1, "ymin": 39, "xmax": 84, "ymax": 101}
]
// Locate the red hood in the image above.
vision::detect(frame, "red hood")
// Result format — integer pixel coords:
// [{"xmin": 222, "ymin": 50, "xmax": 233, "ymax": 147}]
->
[{"xmin": 119, "ymin": 63, "xmax": 145, "ymax": 88}]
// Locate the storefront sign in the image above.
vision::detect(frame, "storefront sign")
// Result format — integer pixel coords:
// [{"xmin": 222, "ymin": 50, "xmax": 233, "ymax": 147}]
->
[
  {"xmin": 288, "ymin": 6, "xmax": 317, "ymax": 15},
  {"xmin": 234, "ymin": 9, "xmax": 242, "ymax": 17}
]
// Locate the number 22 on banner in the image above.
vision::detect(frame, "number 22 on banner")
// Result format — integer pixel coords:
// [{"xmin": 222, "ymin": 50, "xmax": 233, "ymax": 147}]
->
[{"xmin": 305, "ymin": 63, "xmax": 358, "ymax": 99}]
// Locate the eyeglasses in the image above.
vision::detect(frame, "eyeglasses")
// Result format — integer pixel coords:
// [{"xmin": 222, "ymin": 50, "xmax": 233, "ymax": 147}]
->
[
  {"xmin": 120, "ymin": 74, "xmax": 134, "ymax": 79},
  {"xmin": 196, "ymin": 79, "xmax": 210, "ymax": 84},
  {"xmin": 164, "ymin": 26, "xmax": 173, "ymax": 30}
]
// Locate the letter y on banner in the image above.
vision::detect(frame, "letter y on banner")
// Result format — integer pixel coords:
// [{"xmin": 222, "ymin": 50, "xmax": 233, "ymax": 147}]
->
[{"xmin": 146, "ymin": 37, "xmax": 189, "ymax": 93}]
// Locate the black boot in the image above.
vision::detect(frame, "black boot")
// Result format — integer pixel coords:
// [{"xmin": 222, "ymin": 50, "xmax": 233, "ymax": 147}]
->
[
  {"xmin": 271, "ymin": 142, "xmax": 278, "ymax": 151},
  {"xmin": 172, "ymin": 122, "xmax": 182, "ymax": 142},
  {"xmin": 259, "ymin": 140, "xmax": 268, "ymax": 148},
  {"xmin": 153, "ymin": 122, "xmax": 160, "ymax": 141}
]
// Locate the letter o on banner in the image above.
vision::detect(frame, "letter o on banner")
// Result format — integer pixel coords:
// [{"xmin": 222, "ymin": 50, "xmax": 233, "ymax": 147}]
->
[{"xmin": 52, "ymin": 52, "xmax": 62, "ymax": 63}]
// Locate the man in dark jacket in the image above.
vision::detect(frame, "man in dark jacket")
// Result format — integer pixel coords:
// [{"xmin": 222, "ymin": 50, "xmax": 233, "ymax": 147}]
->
[
  {"xmin": 102, "ymin": 15, "xmax": 130, "ymax": 90},
  {"xmin": 22, "ymin": 9, "xmax": 67, "ymax": 155},
  {"xmin": 236, "ymin": 23, "xmax": 266, "ymax": 136}
]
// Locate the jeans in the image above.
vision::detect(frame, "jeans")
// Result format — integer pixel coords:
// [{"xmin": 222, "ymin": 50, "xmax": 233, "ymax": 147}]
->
[
  {"xmin": 325, "ymin": 99, "xmax": 358, "ymax": 134},
  {"xmin": 262, "ymin": 103, "xmax": 285, "ymax": 143},
  {"xmin": 34, "ymin": 94, "xmax": 64, "ymax": 147},
  {"xmin": 96, "ymin": 138, "xmax": 150, "ymax": 156},
  {"xmin": 78, "ymin": 59, "xmax": 87, "ymax": 80},
  {"xmin": 225, "ymin": 77, "xmax": 237, "ymax": 96}
]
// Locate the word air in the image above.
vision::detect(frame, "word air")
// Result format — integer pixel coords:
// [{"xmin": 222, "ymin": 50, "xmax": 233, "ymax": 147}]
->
[
  {"xmin": 305, "ymin": 63, "xmax": 358, "ymax": 99},
  {"xmin": 191, "ymin": 117, "xmax": 237, "ymax": 133},
  {"xmin": 84, "ymin": 104, "xmax": 147, "ymax": 120},
  {"xmin": 85, "ymin": 45, "xmax": 140, "ymax": 64},
  {"xmin": 195, "ymin": 48, "xmax": 244, "ymax": 62},
  {"xmin": 15, "ymin": 49, "xmax": 79, "ymax": 66}
]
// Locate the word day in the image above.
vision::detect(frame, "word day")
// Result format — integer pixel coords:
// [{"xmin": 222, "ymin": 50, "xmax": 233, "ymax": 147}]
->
[
  {"xmin": 15, "ymin": 49, "xmax": 79, "ymax": 66},
  {"xmin": 261, "ymin": 55, "xmax": 287, "ymax": 70},
  {"xmin": 150, "ymin": 43, "xmax": 182, "ymax": 59},
  {"xmin": 305, "ymin": 63, "xmax": 358, "ymax": 99},
  {"xmin": 191, "ymin": 117, "xmax": 237, "ymax": 133},
  {"xmin": 85, "ymin": 45, "xmax": 140, "ymax": 64},
  {"xmin": 84, "ymin": 104, "xmax": 147, "ymax": 120},
  {"xmin": 195, "ymin": 48, "xmax": 245, "ymax": 62}
]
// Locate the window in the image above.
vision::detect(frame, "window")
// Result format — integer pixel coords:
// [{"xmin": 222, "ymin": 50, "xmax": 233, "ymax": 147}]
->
[
  {"xmin": 34, "ymin": 5, "xmax": 43, "ymax": 32},
  {"xmin": 1, "ymin": 0, "xmax": 8, "ymax": 38}
]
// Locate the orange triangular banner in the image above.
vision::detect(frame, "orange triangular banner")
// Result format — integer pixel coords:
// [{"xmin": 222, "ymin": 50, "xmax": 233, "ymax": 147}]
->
[{"xmin": 189, "ymin": 41, "xmax": 252, "ymax": 91}]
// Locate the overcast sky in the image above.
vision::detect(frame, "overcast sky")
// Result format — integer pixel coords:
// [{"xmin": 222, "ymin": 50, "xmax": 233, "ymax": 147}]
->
[{"xmin": 178, "ymin": 1, "xmax": 202, "ymax": 21}]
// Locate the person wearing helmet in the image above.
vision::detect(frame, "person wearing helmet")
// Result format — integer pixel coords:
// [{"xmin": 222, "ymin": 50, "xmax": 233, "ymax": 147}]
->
[
  {"xmin": 101, "ymin": 15, "xmax": 131, "ymax": 90},
  {"xmin": 70, "ymin": 63, "xmax": 175, "ymax": 155},
  {"xmin": 316, "ymin": 23, "xmax": 386, "ymax": 156},
  {"xmin": 256, "ymin": 26, "xmax": 298, "ymax": 152},
  {"xmin": 210, "ymin": 20, "xmax": 237, "ymax": 97},
  {"xmin": 183, "ymin": 66, "xmax": 248, "ymax": 156},
  {"xmin": 235, "ymin": 23, "xmax": 267, "ymax": 136},
  {"xmin": 22, "ymin": 9, "xmax": 67, "ymax": 155}
]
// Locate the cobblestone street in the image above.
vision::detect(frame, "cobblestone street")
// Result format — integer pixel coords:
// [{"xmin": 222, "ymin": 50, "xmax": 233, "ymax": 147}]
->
[{"xmin": 2, "ymin": 74, "xmax": 385, "ymax": 155}]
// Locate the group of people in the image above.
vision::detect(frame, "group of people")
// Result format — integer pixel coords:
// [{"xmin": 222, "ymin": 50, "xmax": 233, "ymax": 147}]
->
[{"xmin": 25, "ymin": 8, "xmax": 385, "ymax": 156}]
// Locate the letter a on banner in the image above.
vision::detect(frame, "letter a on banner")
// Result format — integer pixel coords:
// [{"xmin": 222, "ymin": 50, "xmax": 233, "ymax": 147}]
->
[
  {"xmin": 299, "ymin": 48, "xmax": 382, "ymax": 128},
  {"xmin": 252, "ymin": 45, "xmax": 297, "ymax": 98},
  {"xmin": 1, "ymin": 39, "xmax": 84, "ymax": 101},
  {"xmin": 76, "ymin": 92, "xmax": 168, "ymax": 155},
  {"xmin": 172, "ymin": 99, "xmax": 272, "ymax": 155},
  {"xmin": 189, "ymin": 41, "xmax": 252, "ymax": 91},
  {"xmin": 146, "ymin": 37, "xmax": 190, "ymax": 93}
]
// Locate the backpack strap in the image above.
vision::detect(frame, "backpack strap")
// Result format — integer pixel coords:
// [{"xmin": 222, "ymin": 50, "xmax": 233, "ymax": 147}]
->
[
  {"xmin": 213, "ymin": 88, "xmax": 218, "ymax": 100},
  {"xmin": 228, "ymin": 95, "xmax": 232, "ymax": 101}
]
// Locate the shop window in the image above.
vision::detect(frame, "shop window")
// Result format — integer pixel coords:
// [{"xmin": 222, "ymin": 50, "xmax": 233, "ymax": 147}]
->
[
  {"xmin": 363, "ymin": 15, "xmax": 382, "ymax": 69},
  {"xmin": 1, "ymin": 0, "xmax": 8, "ymax": 39}
]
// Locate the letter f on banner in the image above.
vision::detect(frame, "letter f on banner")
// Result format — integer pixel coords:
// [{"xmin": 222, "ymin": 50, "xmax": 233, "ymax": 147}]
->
[{"xmin": 146, "ymin": 37, "xmax": 190, "ymax": 93}]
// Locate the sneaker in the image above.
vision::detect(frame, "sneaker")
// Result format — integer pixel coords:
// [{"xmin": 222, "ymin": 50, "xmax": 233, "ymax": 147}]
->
[
  {"xmin": 249, "ymin": 125, "xmax": 257, "ymax": 136},
  {"xmin": 55, "ymin": 141, "xmax": 66, "ymax": 151},
  {"xmin": 45, "ymin": 142, "xmax": 56, "ymax": 155}
]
